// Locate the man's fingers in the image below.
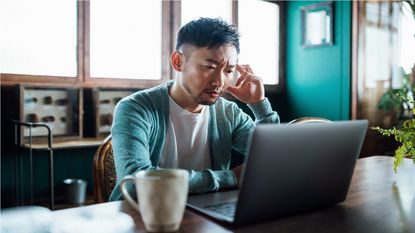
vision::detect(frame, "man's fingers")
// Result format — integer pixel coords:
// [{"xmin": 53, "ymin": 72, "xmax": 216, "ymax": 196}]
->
[
  {"xmin": 242, "ymin": 65, "xmax": 253, "ymax": 74},
  {"xmin": 226, "ymin": 85, "xmax": 237, "ymax": 94},
  {"xmin": 238, "ymin": 73, "xmax": 258, "ymax": 87},
  {"xmin": 236, "ymin": 64, "xmax": 247, "ymax": 74},
  {"xmin": 236, "ymin": 64, "xmax": 257, "ymax": 86},
  {"xmin": 234, "ymin": 74, "xmax": 247, "ymax": 87},
  {"xmin": 225, "ymin": 86, "xmax": 242, "ymax": 99},
  {"xmin": 237, "ymin": 64, "xmax": 253, "ymax": 74}
]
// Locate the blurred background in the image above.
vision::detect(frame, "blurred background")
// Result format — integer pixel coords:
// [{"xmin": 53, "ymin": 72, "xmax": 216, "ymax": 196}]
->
[{"xmin": 1, "ymin": 0, "xmax": 414, "ymax": 209}]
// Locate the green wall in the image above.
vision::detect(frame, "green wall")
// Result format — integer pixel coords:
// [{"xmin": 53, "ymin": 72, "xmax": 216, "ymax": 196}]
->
[{"xmin": 286, "ymin": 0, "xmax": 351, "ymax": 120}]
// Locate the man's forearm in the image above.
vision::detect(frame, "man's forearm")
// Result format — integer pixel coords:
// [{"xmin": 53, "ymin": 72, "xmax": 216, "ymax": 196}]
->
[{"xmin": 188, "ymin": 169, "xmax": 237, "ymax": 193}]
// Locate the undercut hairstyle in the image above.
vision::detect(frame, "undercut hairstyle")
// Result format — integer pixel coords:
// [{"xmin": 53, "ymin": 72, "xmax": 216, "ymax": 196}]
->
[{"xmin": 176, "ymin": 17, "xmax": 240, "ymax": 54}]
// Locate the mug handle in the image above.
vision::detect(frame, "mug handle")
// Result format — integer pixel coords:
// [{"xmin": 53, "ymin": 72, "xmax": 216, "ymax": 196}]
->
[{"xmin": 120, "ymin": 175, "xmax": 140, "ymax": 212}]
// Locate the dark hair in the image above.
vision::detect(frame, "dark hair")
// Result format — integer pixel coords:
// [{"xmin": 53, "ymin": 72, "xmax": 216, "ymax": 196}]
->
[{"xmin": 176, "ymin": 18, "xmax": 240, "ymax": 53}]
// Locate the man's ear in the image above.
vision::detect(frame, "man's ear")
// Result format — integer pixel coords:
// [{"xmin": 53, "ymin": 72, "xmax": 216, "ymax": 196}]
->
[{"xmin": 170, "ymin": 51, "xmax": 183, "ymax": 72}]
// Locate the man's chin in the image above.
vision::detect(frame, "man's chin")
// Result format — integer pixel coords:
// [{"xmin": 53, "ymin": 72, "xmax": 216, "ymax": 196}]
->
[
  {"xmin": 198, "ymin": 97, "xmax": 220, "ymax": 106},
  {"xmin": 196, "ymin": 92, "xmax": 222, "ymax": 106},
  {"xmin": 199, "ymin": 100, "xmax": 217, "ymax": 106}
]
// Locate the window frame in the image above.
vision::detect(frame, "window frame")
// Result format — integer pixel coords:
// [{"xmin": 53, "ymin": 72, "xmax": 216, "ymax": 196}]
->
[
  {"xmin": 1, "ymin": 1, "xmax": 285, "ymax": 92},
  {"xmin": 232, "ymin": 1, "xmax": 286, "ymax": 93},
  {"xmin": 1, "ymin": 1, "xmax": 84, "ymax": 87},
  {"xmin": 83, "ymin": 1, "xmax": 173, "ymax": 88}
]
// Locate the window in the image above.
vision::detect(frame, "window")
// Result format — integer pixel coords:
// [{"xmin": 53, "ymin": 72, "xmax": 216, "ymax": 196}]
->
[
  {"xmin": 181, "ymin": 0, "xmax": 232, "ymax": 25},
  {"xmin": 180, "ymin": 0, "xmax": 282, "ymax": 86},
  {"xmin": 90, "ymin": 0, "xmax": 162, "ymax": 80},
  {"xmin": 1, "ymin": 0, "xmax": 77, "ymax": 77},
  {"xmin": 399, "ymin": 1, "xmax": 415, "ymax": 76},
  {"xmin": 1, "ymin": 0, "xmax": 284, "ymax": 89},
  {"xmin": 354, "ymin": 0, "xmax": 415, "ymax": 121},
  {"xmin": 363, "ymin": 1, "xmax": 401, "ymax": 89},
  {"xmin": 238, "ymin": 0, "xmax": 280, "ymax": 85}
]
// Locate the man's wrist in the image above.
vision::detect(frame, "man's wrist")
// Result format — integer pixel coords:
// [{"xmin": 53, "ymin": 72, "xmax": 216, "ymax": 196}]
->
[
  {"xmin": 215, "ymin": 170, "xmax": 238, "ymax": 188},
  {"xmin": 248, "ymin": 98, "xmax": 273, "ymax": 119}
]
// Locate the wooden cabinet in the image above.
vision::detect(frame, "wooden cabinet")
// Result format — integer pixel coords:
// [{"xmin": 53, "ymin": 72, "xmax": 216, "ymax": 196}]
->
[
  {"xmin": 18, "ymin": 85, "xmax": 82, "ymax": 144},
  {"xmin": 84, "ymin": 88, "xmax": 138, "ymax": 138}
]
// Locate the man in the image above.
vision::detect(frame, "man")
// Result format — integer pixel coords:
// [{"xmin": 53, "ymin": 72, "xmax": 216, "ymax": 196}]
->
[{"xmin": 109, "ymin": 18, "xmax": 279, "ymax": 201}]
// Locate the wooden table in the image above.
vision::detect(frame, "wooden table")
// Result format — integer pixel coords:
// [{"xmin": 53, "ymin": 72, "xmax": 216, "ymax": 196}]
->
[{"xmin": 53, "ymin": 156, "xmax": 415, "ymax": 233}]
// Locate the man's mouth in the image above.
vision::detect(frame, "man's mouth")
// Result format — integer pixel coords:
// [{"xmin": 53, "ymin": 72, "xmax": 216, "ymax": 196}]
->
[{"xmin": 205, "ymin": 90, "xmax": 222, "ymax": 98}]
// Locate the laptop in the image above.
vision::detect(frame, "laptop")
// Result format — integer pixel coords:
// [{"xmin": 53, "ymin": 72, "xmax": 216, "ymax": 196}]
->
[{"xmin": 187, "ymin": 120, "xmax": 368, "ymax": 226}]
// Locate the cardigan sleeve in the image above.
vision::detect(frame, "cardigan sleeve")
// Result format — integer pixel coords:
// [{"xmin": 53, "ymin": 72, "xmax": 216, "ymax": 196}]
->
[
  {"xmin": 231, "ymin": 98, "xmax": 280, "ymax": 156},
  {"xmin": 109, "ymin": 97, "xmax": 160, "ymax": 201},
  {"xmin": 248, "ymin": 98, "xmax": 280, "ymax": 124},
  {"xmin": 188, "ymin": 169, "xmax": 238, "ymax": 193}
]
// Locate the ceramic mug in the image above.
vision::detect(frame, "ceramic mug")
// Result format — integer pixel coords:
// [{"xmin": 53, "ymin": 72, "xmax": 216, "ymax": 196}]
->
[{"xmin": 120, "ymin": 169, "xmax": 189, "ymax": 232}]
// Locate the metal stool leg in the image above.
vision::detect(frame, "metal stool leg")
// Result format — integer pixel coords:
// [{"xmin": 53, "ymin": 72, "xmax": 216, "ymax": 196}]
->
[
  {"xmin": 12, "ymin": 120, "xmax": 55, "ymax": 210},
  {"xmin": 29, "ymin": 127, "xmax": 34, "ymax": 205},
  {"xmin": 49, "ymin": 148, "xmax": 54, "ymax": 210},
  {"xmin": 19, "ymin": 151, "xmax": 24, "ymax": 205}
]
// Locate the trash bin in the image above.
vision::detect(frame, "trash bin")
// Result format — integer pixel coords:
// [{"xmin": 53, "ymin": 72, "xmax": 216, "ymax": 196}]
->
[{"xmin": 63, "ymin": 179, "xmax": 87, "ymax": 205}]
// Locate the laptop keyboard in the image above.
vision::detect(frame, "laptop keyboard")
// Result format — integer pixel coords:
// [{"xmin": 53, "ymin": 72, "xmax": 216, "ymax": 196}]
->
[{"xmin": 205, "ymin": 201, "xmax": 237, "ymax": 218}]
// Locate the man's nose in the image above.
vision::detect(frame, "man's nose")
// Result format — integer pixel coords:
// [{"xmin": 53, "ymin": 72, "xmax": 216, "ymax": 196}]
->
[{"xmin": 211, "ymin": 71, "xmax": 226, "ymax": 88}]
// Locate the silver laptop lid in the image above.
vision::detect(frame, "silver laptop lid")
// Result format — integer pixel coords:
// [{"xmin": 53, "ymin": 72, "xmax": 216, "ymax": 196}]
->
[{"xmin": 233, "ymin": 120, "xmax": 368, "ymax": 225}]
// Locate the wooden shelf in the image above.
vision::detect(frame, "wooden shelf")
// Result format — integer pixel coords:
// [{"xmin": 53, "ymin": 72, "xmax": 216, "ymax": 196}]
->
[{"xmin": 22, "ymin": 138, "xmax": 103, "ymax": 150}]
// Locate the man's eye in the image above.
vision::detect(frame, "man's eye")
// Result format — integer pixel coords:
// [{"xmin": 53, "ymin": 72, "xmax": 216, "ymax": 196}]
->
[{"xmin": 226, "ymin": 70, "xmax": 234, "ymax": 74}]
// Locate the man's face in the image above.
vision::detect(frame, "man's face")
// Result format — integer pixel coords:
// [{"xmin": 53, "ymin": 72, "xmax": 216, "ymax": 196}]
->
[{"xmin": 178, "ymin": 44, "xmax": 238, "ymax": 106}]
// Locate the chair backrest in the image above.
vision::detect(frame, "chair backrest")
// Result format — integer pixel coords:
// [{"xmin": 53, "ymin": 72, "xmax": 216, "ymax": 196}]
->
[
  {"xmin": 93, "ymin": 135, "xmax": 116, "ymax": 203},
  {"xmin": 287, "ymin": 117, "xmax": 332, "ymax": 125}
]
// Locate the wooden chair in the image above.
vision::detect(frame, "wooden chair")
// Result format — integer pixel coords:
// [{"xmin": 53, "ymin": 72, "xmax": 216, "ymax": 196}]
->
[
  {"xmin": 93, "ymin": 135, "xmax": 116, "ymax": 203},
  {"xmin": 288, "ymin": 117, "xmax": 332, "ymax": 125}
]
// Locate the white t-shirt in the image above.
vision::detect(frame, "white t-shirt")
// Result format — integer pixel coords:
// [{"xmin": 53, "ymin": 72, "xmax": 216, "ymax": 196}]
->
[{"xmin": 159, "ymin": 96, "xmax": 211, "ymax": 170}]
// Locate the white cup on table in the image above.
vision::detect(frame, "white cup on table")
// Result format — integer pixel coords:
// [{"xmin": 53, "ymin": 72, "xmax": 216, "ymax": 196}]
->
[{"xmin": 120, "ymin": 169, "xmax": 189, "ymax": 232}]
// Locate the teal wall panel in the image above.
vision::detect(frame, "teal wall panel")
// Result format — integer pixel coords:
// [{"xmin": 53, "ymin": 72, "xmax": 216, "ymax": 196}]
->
[
  {"xmin": 286, "ymin": 0, "xmax": 351, "ymax": 120},
  {"xmin": 1, "ymin": 148, "xmax": 96, "ymax": 208}
]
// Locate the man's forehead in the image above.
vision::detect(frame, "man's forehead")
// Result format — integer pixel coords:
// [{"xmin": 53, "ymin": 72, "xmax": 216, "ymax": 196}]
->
[
  {"xmin": 181, "ymin": 44, "xmax": 237, "ymax": 63},
  {"xmin": 205, "ymin": 58, "xmax": 237, "ymax": 67}
]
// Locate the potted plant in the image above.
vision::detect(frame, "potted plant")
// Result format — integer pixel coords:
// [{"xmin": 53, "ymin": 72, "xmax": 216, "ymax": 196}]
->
[
  {"xmin": 377, "ymin": 71, "xmax": 414, "ymax": 120},
  {"xmin": 373, "ymin": 94, "xmax": 415, "ymax": 172}
]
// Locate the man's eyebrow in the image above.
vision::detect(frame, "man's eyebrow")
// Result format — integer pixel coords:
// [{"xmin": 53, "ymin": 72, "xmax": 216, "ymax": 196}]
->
[
  {"xmin": 205, "ymin": 58, "xmax": 220, "ymax": 64},
  {"xmin": 205, "ymin": 59, "xmax": 236, "ymax": 68}
]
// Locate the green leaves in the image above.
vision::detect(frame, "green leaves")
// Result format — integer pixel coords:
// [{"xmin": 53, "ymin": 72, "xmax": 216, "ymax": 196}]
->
[
  {"xmin": 377, "ymin": 73, "xmax": 414, "ymax": 118},
  {"xmin": 372, "ymin": 96, "xmax": 415, "ymax": 172}
]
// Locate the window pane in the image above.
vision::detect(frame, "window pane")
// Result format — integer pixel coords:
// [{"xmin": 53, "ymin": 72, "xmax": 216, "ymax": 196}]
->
[
  {"xmin": 181, "ymin": 0, "xmax": 232, "ymax": 26},
  {"xmin": 90, "ymin": 0, "xmax": 162, "ymax": 79},
  {"xmin": 238, "ymin": 0, "xmax": 279, "ymax": 85},
  {"xmin": 0, "ymin": 0, "xmax": 77, "ymax": 76},
  {"xmin": 400, "ymin": 2, "xmax": 415, "ymax": 75},
  {"xmin": 365, "ymin": 27, "xmax": 391, "ymax": 88}
]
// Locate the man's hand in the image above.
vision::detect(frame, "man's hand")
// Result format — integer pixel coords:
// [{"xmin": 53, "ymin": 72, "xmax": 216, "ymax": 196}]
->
[
  {"xmin": 232, "ymin": 164, "xmax": 245, "ymax": 187},
  {"xmin": 226, "ymin": 64, "xmax": 265, "ymax": 105}
]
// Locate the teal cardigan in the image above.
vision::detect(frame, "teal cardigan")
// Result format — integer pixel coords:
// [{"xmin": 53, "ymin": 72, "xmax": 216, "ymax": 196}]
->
[{"xmin": 109, "ymin": 81, "xmax": 280, "ymax": 201}]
